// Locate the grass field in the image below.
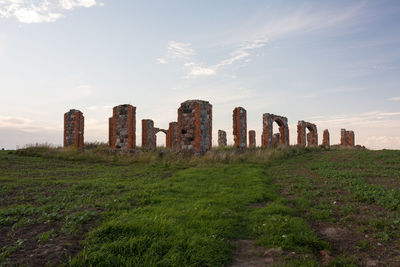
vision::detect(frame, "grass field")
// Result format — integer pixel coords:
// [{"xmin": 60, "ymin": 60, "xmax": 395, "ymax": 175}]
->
[{"xmin": 1, "ymin": 146, "xmax": 400, "ymax": 266}]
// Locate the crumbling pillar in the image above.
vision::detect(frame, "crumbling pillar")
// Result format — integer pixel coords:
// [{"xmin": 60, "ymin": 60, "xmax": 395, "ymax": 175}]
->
[
  {"xmin": 142, "ymin": 119, "xmax": 156, "ymax": 150},
  {"xmin": 340, "ymin": 129, "xmax": 348, "ymax": 146},
  {"xmin": 233, "ymin": 107, "xmax": 247, "ymax": 149},
  {"xmin": 218, "ymin": 130, "xmax": 227, "ymax": 147},
  {"xmin": 348, "ymin": 131, "xmax": 355, "ymax": 147},
  {"xmin": 64, "ymin": 109, "xmax": 84, "ymax": 149},
  {"xmin": 262, "ymin": 113, "xmax": 289, "ymax": 148},
  {"xmin": 167, "ymin": 122, "xmax": 178, "ymax": 149},
  {"xmin": 322, "ymin": 129, "xmax": 330, "ymax": 147},
  {"xmin": 177, "ymin": 100, "xmax": 212, "ymax": 154},
  {"xmin": 110, "ymin": 104, "xmax": 136, "ymax": 150},
  {"xmin": 249, "ymin": 130, "xmax": 256, "ymax": 148},
  {"xmin": 297, "ymin": 121, "xmax": 318, "ymax": 146},
  {"xmin": 108, "ymin": 117, "xmax": 114, "ymax": 147},
  {"xmin": 341, "ymin": 129, "xmax": 355, "ymax": 147}
]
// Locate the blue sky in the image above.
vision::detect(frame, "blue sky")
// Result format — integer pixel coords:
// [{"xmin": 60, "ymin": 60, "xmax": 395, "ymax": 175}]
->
[{"xmin": 0, "ymin": 0, "xmax": 399, "ymax": 149}]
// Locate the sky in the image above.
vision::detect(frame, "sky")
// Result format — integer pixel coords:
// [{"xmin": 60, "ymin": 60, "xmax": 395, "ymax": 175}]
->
[{"xmin": 0, "ymin": 0, "xmax": 399, "ymax": 150}]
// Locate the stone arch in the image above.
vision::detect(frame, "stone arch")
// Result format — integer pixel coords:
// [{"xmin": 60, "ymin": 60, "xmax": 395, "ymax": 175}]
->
[
  {"xmin": 262, "ymin": 113, "xmax": 289, "ymax": 148},
  {"xmin": 297, "ymin": 121, "xmax": 318, "ymax": 146},
  {"xmin": 155, "ymin": 128, "xmax": 168, "ymax": 147}
]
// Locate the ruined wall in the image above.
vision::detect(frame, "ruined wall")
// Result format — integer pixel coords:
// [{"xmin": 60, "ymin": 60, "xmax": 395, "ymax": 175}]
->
[
  {"xmin": 341, "ymin": 129, "xmax": 348, "ymax": 146},
  {"xmin": 297, "ymin": 121, "xmax": 318, "ymax": 146},
  {"xmin": 111, "ymin": 104, "xmax": 136, "ymax": 150},
  {"xmin": 341, "ymin": 129, "xmax": 355, "ymax": 147},
  {"xmin": 177, "ymin": 100, "xmax": 212, "ymax": 154},
  {"xmin": 249, "ymin": 130, "xmax": 256, "ymax": 148},
  {"xmin": 108, "ymin": 117, "xmax": 115, "ymax": 147},
  {"xmin": 262, "ymin": 113, "xmax": 289, "ymax": 148},
  {"xmin": 233, "ymin": 107, "xmax": 247, "ymax": 149},
  {"xmin": 167, "ymin": 122, "xmax": 178, "ymax": 149},
  {"xmin": 64, "ymin": 109, "xmax": 84, "ymax": 149},
  {"xmin": 142, "ymin": 119, "xmax": 156, "ymax": 150},
  {"xmin": 348, "ymin": 131, "xmax": 355, "ymax": 147},
  {"xmin": 218, "ymin": 130, "xmax": 227, "ymax": 147},
  {"xmin": 322, "ymin": 129, "xmax": 330, "ymax": 147}
]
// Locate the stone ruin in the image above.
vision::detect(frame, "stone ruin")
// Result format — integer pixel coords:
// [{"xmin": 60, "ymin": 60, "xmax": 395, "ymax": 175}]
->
[
  {"xmin": 166, "ymin": 122, "xmax": 178, "ymax": 149},
  {"xmin": 233, "ymin": 107, "xmax": 247, "ymax": 149},
  {"xmin": 142, "ymin": 119, "xmax": 156, "ymax": 150},
  {"xmin": 262, "ymin": 113, "xmax": 289, "ymax": 148},
  {"xmin": 64, "ymin": 100, "xmax": 359, "ymax": 152},
  {"xmin": 64, "ymin": 109, "xmax": 84, "ymax": 149},
  {"xmin": 218, "ymin": 130, "xmax": 227, "ymax": 147},
  {"xmin": 249, "ymin": 130, "xmax": 256, "ymax": 148},
  {"xmin": 177, "ymin": 100, "xmax": 212, "ymax": 154},
  {"xmin": 341, "ymin": 129, "xmax": 355, "ymax": 147},
  {"xmin": 297, "ymin": 121, "xmax": 318, "ymax": 146},
  {"xmin": 109, "ymin": 104, "xmax": 136, "ymax": 150},
  {"xmin": 323, "ymin": 129, "xmax": 330, "ymax": 147}
]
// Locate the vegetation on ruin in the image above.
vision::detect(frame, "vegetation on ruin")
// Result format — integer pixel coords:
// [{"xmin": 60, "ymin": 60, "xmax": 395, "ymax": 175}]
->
[{"xmin": 1, "ymin": 145, "xmax": 400, "ymax": 266}]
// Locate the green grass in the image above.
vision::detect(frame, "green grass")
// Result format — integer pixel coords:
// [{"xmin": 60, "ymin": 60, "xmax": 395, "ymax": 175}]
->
[{"xmin": 1, "ymin": 146, "xmax": 400, "ymax": 266}]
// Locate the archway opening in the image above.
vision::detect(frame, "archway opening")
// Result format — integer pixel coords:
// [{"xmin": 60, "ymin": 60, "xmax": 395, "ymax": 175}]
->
[{"xmin": 272, "ymin": 118, "xmax": 285, "ymax": 147}]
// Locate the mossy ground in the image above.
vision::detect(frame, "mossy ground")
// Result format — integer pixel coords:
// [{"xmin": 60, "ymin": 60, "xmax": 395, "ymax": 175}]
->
[{"xmin": 1, "ymin": 146, "xmax": 400, "ymax": 266}]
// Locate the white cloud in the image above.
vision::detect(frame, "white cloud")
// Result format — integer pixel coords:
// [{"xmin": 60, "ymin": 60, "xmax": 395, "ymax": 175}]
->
[
  {"xmin": 388, "ymin": 96, "xmax": 400, "ymax": 101},
  {"xmin": 182, "ymin": 39, "xmax": 267, "ymax": 78},
  {"xmin": 167, "ymin": 41, "xmax": 194, "ymax": 59},
  {"xmin": 157, "ymin": 58, "xmax": 167, "ymax": 64},
  {"xmin": 186, "ymin": 66, "xmax": 215, "ymax": 78},
  {"xmin": 0, "ymin": 0, "xmax": 101, "ymax": 23}
]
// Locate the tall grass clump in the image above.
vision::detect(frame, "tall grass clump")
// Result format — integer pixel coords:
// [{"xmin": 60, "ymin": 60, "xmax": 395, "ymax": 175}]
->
[{"xmin": 15, "ymin": 143, "xmax": 330, "ymax": 166}]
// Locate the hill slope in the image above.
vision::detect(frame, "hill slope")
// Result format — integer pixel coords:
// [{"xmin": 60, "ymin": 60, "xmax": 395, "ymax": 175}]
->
[{"xmin": 1, "ymin": 148, "xmax": 400, "ymax": 266}]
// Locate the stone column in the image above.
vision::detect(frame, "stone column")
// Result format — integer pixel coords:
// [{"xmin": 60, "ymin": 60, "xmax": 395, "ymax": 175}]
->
[
  {"xmin": 177, "ymin": 100, "xmax": 212, "ymax": 154},
  {"xmin": 142, "ymin": 119, "xmax": 156, "ymax": 150},
  {"xmin": 167, "ymin": 122, "xmax": 178, "ymax": 149},
  {"xmin": 218, "ymin": 130, "xmax": 227, "ymax": 147},
  {"xmin": 322, "ymin": 129, "xmax": 330, "ymax": 147},
  {"xmin": 111, "ymin": 104, "xmax": 136, "ymax": 150},
  {"xmin": 249, "ymin": 130, "xmax": 256, "ymax": 148},
  {"xmin": 233, "ymin": 107, "xmax": 247, "ymax": 149},
  {"xmin": 64, "ymin": 109, "xmax": 84, "ymax": 149}
]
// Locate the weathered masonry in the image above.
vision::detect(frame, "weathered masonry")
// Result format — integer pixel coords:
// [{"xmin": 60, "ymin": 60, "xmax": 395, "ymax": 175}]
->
[
  {"xmin": 110, "ymin": 104, "xmax": 136, "ymax": 150},
  {"xmin": 233, "ymin": 107, "xmax": 247, "ymax": 149},
  {"xmin": 262, "ymin": 113, "xmax": 289, "ymax": 148},
  {"xmin": 166, "ymin": 122, "xmax": 178, "ymax": 149},
  {"xmin": 108, "ymin": 117, "xmax": 114, "ymax": 147},
  {"xmin": 142, "ymin": 119, "xmax": 156, "ymax": 150},
  {"xmin": 249, "ymin": 130, "xmax": 256, "ymax": 148},
  {"xmin": 341, "ymin": 129, "xmax": 355, "ymax": 147},
  {"xmin": 64, "ymin": 109, "xmax": 84, "ymax": 149},
  {"xmin": 177, "ymin": 100, "xmax": 212, "ymax": 154},
  {"xmin": 322, "ymin": 129, "xmax": 330, "ymax": 147},
  {"xmin": 218, "ymin": 130, "xmax": 227, "ymax": 147},
  {"xmin": 297, "ymin": 121, "xmax": 318, "ymax": 146}
]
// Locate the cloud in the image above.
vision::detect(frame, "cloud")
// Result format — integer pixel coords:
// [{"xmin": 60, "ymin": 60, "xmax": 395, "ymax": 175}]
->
[
  {"xmin": 388, "ymin": 97, "xmax": 400, "ymax": 101},
  {"xmin": 0, "ymin": 115, "xmax": 60, "ymax": 133},
  {"xmin": 184, "ymin": 39, "xmax": 267, "ymax": 78},
  {"xmin": 186, "ymin": 66, "xmax": 216, "ymax": 77},
  {"xmin": 157, "ymin": 58, "xmax": 167, "ymax": 64},
  {"xmin": 167, "ymin": 41, "xmax": 194, "ymax": 59},
  {"xmin": 0, "ymin": 0, "xmax": 101, "ymax": 23}
]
